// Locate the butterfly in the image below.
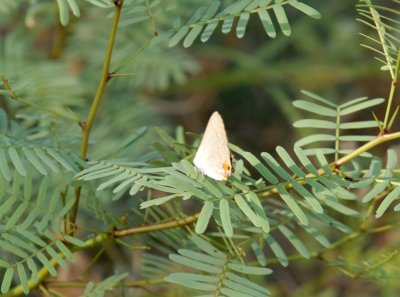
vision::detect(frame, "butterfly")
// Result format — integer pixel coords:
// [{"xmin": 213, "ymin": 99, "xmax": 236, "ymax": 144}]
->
[{"xmin": 193, "ymin": 111, "xmax": 232, "ymax": 181}]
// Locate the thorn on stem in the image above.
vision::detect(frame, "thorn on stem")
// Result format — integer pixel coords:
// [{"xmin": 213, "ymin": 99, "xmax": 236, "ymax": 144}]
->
[
  {"xmin": 79, "ymin": 121, "xmax": 86, "ymax": 130},
  {"xmin": 107, "ymin": 72, "xmax": 114, "ymax": 81}
]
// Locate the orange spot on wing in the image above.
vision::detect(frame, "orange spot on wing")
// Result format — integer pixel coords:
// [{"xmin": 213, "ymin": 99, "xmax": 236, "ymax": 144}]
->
[{"xmin": 222, "ymin": 162, "xmax": 232, "ymax": 180}]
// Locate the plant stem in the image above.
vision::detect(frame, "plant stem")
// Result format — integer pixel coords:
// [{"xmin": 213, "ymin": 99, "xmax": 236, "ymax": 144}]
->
[
  {"xmin": 334, "ymin": 131, "xmax": 400, "ymax": 167},
  {"xmin": 258, "ymin": 131, "xmax": 400, "ymax": 199},
  {"xmin": 382, "ymin": 50, "xmax": 400, "ymax": 130},
  {"xmin": 69, "ymin": 1, "xmax": 123, "ymax": 231}
]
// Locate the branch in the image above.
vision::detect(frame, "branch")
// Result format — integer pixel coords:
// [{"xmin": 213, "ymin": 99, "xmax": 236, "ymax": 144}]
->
[
  {"xmin": 258, "ymin": 131, "xmax": 400, "ymax": 199},
  {"xmin": 69, "ymin": 0, "xmax": 124, "ymax": 231},
  {"xmin": 4, "ymin": 214, "xmax": 199, "ymax": 297}
]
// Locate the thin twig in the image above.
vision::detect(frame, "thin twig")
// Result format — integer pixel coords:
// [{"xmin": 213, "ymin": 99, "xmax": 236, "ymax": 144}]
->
[{"xmin": 69, "ymin": 0, "xmax": 124, "ymax": 233}]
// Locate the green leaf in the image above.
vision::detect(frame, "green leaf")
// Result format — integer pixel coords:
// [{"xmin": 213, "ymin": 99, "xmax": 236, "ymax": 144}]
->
[
  {"xmin": 24, "ymin": 171, "xmax": 32, "ymax": 200},
  {"xmin": 165, "ymin": 273, "xmax": 217, "ymax": 291},
  {"xmin": 183, "ymin": 25, "xmax": 203, "ymax": 48},
  {"xmin": 222, "ymin": 279, "xmax": 267, "ymax": 297},
  {"xmin": 234, "ymin": 195, "xmax": 261, "ymax": 228},
  {"xmin": 220, "ymin": 287, "xmax": 253, "ymax": 297},
  {"xmin": 295, "ymin": 134, "xmax": 336, "ymax": 147},
  {"xmin": 293, "ymin": 100, "xmax": 337, "ymax": 116},
  {"xmin": 140, "ymin": 194, "xmax": 179, "ymax": 209},
  {"xmin": 315, "ymin": 150, "xmax": 330, "ymax": 174},
  {"xmin": 222, "ymin": 15, "xmax": 234, "ymax": 33},
  {"xmin": 167, "ymin": 272, "xmax": 218, "ymax": 283},
  {"xmin": 5, "ymin": 200, "xmax": 29, "ymax": 229},
  {"xmin": 0, "ymin": 149, "xmax": 11, "ymax": 180},
  {"xmin": 279, "ymin": 225, "xmax": 310, "ymax": 258},
  {"xmin": 265, "ymin": 235, "xmax": 288, "ymax": 266},
  {"xmin": 246, "ymin": 192, "xmax": 270, "ymax": 233},
  {"xmin": 1, "ymin": 267, "xmax": 14, "ymax": 294},
  {"xmin": 46, "ymin": 246, "xmax": 67, "ymax": 268},
  {"xmin": 178, "ymin": 249, "xmax": 224, "ymax": 266},
  {"xmin": 232, "ymin": 147, "xmax": 277, "ymax": 184},
  {"xmin": 2, "ymin": 233, "xmax": 36, "ymax": 253},
  {"xmin": 191, "ymin": 236, "xmax": 225, "ymax": 258},
  {"xmin": 339, "ymin": 96, "xmax": 371, "ymax": 108},
  {"xmin": 19, "ymin": 230, "xmax": 46, "ymax": 247},
  {"xmin": 293, "ymin": 119, "xmax": 336, "ymax": 129},
  {"xmin": 196, "ymin": 201, "xmax": 214, "ymax": 234},
  {"xmin": 376, "ymin": 187, "xmax": 400, "ymax": 218},
  {"xmin": 251, "ymin": 240, "xmax": 267, "ymax": 266},
  {"xmin": 9, "ymin": 147, "xmax": 26, "ymax": 176},
  {"xmin": 276, "ymin": 146, "xmax": 305, "ymax": 177},
  {"xmin": 260, "ymin": 152, "xmax": 291, "ymax": 180},
  {"xmin": 36, "ymin": 252, "xmax": 57, "ymax": 276},
  {"xmin": 245, "ymin": 0, "xmax": 259, "ymax": 11},
  {"xmin": 312, "ymin": 212, "xmax": 352, "ymax": 233},
  {"xmin": 291, "ymin": 181, "xmax": 323, "ymax": 213},
  {"xmin": 288, "ymin": 0, "xmax": 321, "ymax": 19},
  {"xmin": 96, "ymin": 171, "xmax": 131, "ymax": 191},
  {"xmin": 203, "ymin": 179, "xmax": 225, "ymax": 198},
  {"xmin": 37, "ymin": 177, "xmax": 49, "ymax": 206},
  {"xmin": 55, "ymin": 240, "xmax": 75, "ymax": 262},
  {"xmin": 236, "ymin": 12, "xmax": 250, "ymax": 38},
  {"xmin": 27, "ymin": 258, "xmax": 38, "ymax": 283},
  {"xmin": 362, "ymin": 180, "xmax": 389, "ymax": 203},
  {"xmin": 46, "ymin": 148, "xmax": 73, "ymax": 170},
  {"xmin": 201, "ymin": 19, "xmax": 219, "ymax": 42},
  {"xmin": 258, "ymin": 10, "xmax": 276, "ymax": 38},
  {"xmin": 64, "ymin": 235, "xmax": 86, "ymax": 247},
  {"xmin": 0, "ymin": 109, "xmax": 7, "ymax": 132},
  {"xmin": 0, "ymin": 197, "xmax": 15, "ymax": 220},
  {"xmin": 120, "ymin": 15, "xmax": 150, "ymax": 26},
  {"xmin": 225, "ymin": 272, "xmax": 271, "ymax": 296},
  {"xmin": 66, "ymin": 0, "xmax": 80, "ymax": 16},
  {"xmin": 228, "ymin": 263, "xmax": 272, "ymax": 275},
  {"xmin": 340, "ymin": 121, "xmax": 378, "ymax": 129},
  {"xmin": 112, "ymin": 126, "xmax": 148, "ymax": 154},
  {"xmin": 169, "ymin": 26, "xmax": 190, "ymax": 47},
  {"xmin": 165, "ymin": 174, "xmax": 209, "ymax": 200},
  {"xmin": 169, "ymin": 254, "xmax": 222, "ymax": 273},
  {"xmin": 0, "ymin": 260, "xmax": 9, "ymax": 268},
  {"xmin": 273, "ymin": 4, "xmax": 290, "ymax": 36},
  {"xmin": 339, "ymin": 135, "xmax": 375, "ymax": 142},
  {"xmin": 225, "ymin": 0, "xmax": 252, "ymax": 14},
  {"xmin": 294, "ymin": 147, "xmax": 319, "ymax": 175},
  {"xmin": 339, "ymin": 98, "xmax": 384, "ymax": 115},
  {"xmin": 302, "ymin": 225, "xmax": 330, "ymax": 247},
  {"xmin": 202, "ymin": 1, "xmax": 220, "ymax": 20},
  {"xmin": 301, "ymin": 90, "xmax": 337, "ymax": 107},
  {"xmin": 17, "ymin": 263, "xmax": 29, "ymax": 294},
  {"xmin": 278, "ymin": 185, "xmax": 308, "ymax": 225},
  {"xmin": 22, "ymin": 148, "xmax": 47, "ymax": 175},
  {"xmin": 188, "ymin": 5, "xmax": 207, "ymax": 23},
  {"xmin": 324, "ymin": 199, "xmax": 358, "ymax": 216},
  {"xmin": 386, "ymin": 149, "xmax": 397, "ymax": 170},
  {"xmin": 57, "ymin": 0, "xmax": 69, "ymax": 25},
  {"xmin": 220, "ymin": 199, "xmax": 233, "ymax": 237}
]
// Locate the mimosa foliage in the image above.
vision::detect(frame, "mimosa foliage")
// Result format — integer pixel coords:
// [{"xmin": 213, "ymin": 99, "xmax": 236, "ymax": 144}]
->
[{"xmin": 0, "ymin": 1, "xmax": 400, "ymax": 296}]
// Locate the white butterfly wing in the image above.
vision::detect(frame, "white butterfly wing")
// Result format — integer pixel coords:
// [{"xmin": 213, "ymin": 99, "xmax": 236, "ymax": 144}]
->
[{"xmin": 193, "ymin": 112, "xmax": 231, "ymax": 181}]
